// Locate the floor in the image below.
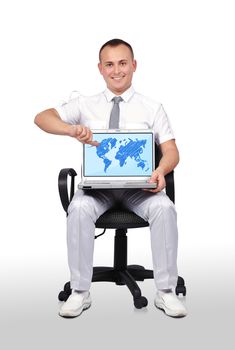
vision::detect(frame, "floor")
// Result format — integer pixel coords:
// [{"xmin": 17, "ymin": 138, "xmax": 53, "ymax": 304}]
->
[{"xmin": 1, "ymin": 258, "xmax": 234, "ymax": 350}]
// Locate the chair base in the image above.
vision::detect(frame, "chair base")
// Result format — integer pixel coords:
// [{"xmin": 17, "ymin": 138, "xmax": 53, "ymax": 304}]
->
[{"xmin": 92, "ymin": 264, "xmax": 152, "ymax": 308}]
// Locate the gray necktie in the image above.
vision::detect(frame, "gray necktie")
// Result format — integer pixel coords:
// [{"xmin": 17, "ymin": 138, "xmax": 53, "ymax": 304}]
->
[{"xmin": 109, "ymin": 96, "xmax": 123, "ymax": 129}]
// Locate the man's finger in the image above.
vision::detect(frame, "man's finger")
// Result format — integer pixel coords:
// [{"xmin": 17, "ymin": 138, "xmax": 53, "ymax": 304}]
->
[
  {"xmin": 87, "ymin": 140, "xmax": 100, "ymax": 147},
  {"xmin": 80, "ymin": 127, "xmax": 88, "ymax": 135}
]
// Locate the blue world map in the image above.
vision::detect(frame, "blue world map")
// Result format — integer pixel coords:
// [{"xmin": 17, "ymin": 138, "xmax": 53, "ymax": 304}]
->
[{"xmin": 96, "ymin": 137, "xmax": 149, "ymax": 173}]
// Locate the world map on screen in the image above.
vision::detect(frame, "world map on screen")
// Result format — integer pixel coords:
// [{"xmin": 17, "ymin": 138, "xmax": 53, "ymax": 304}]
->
[{"xmin": 84, "ymin": 133, "xmax": 153, "ymax": 177}]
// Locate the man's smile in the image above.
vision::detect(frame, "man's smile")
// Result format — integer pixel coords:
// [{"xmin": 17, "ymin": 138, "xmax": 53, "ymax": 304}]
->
[{"xmin": 111, "ymin": 75, "xmax": 125, "ymax": 80}]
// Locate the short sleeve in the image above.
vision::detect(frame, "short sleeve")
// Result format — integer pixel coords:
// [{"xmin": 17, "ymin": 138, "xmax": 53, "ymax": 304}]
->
[
  {"xmin": 153, "ymin": 104, "xmax": 175, "ymax": 145},
  {"xmin": 55, "ymin": 97, "xmax": 81, "ymax": 125}
]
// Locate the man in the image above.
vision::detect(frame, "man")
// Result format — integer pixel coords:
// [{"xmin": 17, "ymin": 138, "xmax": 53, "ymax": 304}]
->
[{"xmin": 34, "ymin": 38, "xmax": 187, "ymax": 318}]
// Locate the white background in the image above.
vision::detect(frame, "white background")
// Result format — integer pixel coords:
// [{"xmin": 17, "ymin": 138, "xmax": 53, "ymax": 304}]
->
[{"xmin": 0, "ymin": 0, "xmax": 234, "ymax": 349}]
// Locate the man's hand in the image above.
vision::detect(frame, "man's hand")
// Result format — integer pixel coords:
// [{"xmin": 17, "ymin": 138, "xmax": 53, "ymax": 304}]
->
[
  {"xmin": 144, "ymin": 167, "xmax": 166, "ymax": 193},
  {"xmin": 69, "ymin": 125, "xmax": 99, "ymax": 146}
]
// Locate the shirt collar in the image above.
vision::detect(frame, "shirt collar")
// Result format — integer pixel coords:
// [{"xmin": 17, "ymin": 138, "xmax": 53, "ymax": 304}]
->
[{"xmin": 103, "ymin": 86, "xmax": 135, "ymax": 103}]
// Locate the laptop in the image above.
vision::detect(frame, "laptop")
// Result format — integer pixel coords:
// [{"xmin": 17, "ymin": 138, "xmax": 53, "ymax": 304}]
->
[{"xmin": 78, "ymin": 129, "xmax": 157, "ymax": 190}]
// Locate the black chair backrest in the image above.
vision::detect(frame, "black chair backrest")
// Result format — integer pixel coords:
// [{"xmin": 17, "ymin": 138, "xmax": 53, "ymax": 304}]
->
[{"xmin": 155, "ymin": 144, "xmax": 175, "ymax": 203}]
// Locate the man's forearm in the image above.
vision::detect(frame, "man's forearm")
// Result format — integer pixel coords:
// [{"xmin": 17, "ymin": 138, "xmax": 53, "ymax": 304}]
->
[
  {"xmin": 34, "ymin": 108, "xmax": 72, "ymax": 136},
  {"xmin": 157, "ymin": 148, "xmax": 180, "ymax": 176}
]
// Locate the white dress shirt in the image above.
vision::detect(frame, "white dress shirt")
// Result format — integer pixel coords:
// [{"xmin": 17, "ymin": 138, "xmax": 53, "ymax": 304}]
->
[{"xmin": 55, "ymin": 86, "xmax": 174, "ymax": 145}]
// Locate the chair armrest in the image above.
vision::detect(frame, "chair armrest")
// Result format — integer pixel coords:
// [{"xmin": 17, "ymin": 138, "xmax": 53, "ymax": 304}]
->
[
  {"xmin": 165, "ymin": 171, "xmax": 175, "ymax": 204},
  {"xmin": 58, "ymin": 168, "xmax": 77, "ymax": 213}
]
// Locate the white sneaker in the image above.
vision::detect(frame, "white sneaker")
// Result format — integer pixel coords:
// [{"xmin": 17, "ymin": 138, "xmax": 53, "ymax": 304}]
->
[
  {"xmin": 154, "ymin": 291, "xmax": 187, "ymax": 318},
  {"xmin": 59, "ymin": 291, "xmax": 92, "ymax": 318}
]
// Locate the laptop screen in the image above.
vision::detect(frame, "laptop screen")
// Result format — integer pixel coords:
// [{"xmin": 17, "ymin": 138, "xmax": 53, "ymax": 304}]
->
[{"xmin": 83, "ymin": 131, "xmax": 154, "ymax": 177}]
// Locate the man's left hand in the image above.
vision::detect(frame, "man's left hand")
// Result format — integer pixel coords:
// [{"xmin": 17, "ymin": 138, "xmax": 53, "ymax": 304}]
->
[{"xmin": 144, "ymin": 168, "xmax": 166, "ymax": 193}]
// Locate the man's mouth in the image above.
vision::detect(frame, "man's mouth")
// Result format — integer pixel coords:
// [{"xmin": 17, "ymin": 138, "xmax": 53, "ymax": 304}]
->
[{"xmin": 112, "ymin": 76, "xmax": 124, "ymax": 80}]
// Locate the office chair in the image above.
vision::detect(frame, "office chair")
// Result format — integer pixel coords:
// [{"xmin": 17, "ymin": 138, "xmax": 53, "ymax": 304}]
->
[{"xmin": 58, "ymin": 147, "xmax": 186, "ymax": 309}]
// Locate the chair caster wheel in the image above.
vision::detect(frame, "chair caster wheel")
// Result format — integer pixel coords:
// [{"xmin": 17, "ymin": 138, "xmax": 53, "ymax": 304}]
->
[
  {"xmin": 175, "ymin": 285, "xmax": 186, "ymax": 296},
  {"xmin": 177, "ymin": 276, "xmax": 185, "ymax": 286},
  {"xmin": 134, "ymin": 296, "xmax": 148, "ymax": 309},
  {"xmin": 58, "ymin": 291, "xmax": 70, "ymax": 302},
  {"xmin": 64, "ymin": 282, "xmax": 71, "ymax": 294}
]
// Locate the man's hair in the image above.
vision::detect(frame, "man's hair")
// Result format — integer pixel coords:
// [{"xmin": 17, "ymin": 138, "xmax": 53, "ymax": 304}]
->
[{"xmin": 99, "ymin": 38, "xmax": 134, "ymax": 61}]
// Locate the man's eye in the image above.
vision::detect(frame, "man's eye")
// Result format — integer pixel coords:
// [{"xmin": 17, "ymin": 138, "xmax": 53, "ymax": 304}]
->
[
  {"xmin": 121, "ymin": 62, "xmax": 126, "ymax": 66},
  {"xmin": 106, "ymin": 63, "xmax": 113, "ymax": 67}
]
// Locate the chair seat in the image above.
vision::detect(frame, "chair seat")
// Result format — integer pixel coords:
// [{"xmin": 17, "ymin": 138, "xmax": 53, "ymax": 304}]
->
[{"xmin": 95, "ymin": 209, "xmax": 149, "ymax": 229}]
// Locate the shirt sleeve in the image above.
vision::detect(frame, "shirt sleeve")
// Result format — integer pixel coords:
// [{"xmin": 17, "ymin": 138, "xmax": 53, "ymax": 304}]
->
[
  {"xmin": 153, "ymin": 104, "xmax": 175, "ymax": 145},
  {"xmin": 55, "ymin": 97, "xmax": 81, "ymax": 125}
]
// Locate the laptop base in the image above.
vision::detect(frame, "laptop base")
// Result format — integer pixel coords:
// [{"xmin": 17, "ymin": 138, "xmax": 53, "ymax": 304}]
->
[{"xmin": 78, "ymin": 181, "xmax": 157, "ymax": 190}]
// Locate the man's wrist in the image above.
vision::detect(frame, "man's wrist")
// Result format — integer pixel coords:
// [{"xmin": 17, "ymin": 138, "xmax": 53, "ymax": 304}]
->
[
  {"xmin": 155, "ymin": 167, "xmax": 165, "ymax": 176},
  {"xmin": 67, "ymin": 124, "xmax": 77, "ymax": 137}
]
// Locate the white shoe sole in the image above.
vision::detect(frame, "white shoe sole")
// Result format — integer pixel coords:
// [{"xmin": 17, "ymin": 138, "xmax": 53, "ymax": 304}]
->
[{"xmin": 59, "ymin": 301, "xmax": 91, "ymax": 318}]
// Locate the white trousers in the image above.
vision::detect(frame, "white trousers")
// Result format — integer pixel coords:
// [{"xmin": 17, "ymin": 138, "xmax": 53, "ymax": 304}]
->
[{"xmin": 67, "ymin": 189, "xmax": 178, "ymax": 291}]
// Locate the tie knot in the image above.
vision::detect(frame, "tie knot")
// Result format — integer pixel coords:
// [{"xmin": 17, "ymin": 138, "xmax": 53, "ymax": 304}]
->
[{"xmin": 112, "ymin": 96, "xmax": 123, "ymax": 104}]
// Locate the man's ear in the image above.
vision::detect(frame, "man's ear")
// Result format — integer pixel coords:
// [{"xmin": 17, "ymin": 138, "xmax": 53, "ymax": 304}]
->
[
  {"xmin": 133, "ymin": 59, "xmax": 137, "ymax": 72},
  {"xmin": 98, "ymin": 62, "xmax": 102, "ymax": 74}
]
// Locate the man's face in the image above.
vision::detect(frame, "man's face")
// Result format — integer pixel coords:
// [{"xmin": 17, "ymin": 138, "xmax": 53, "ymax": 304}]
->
[{"xmin": 98, "ymin": 44, "xmax": 137, "ymax": 95}]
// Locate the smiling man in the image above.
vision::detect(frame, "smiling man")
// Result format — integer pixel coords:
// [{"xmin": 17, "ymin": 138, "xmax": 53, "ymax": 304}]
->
[{"xmin": 34, "ymin": 38, "xmax": 187, "ymax": 318}]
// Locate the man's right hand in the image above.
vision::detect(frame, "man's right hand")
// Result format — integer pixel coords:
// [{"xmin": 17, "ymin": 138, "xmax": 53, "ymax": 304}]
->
[{"xmin": 69, "ymin": 125, "xmax": 99, "ymax": 146}]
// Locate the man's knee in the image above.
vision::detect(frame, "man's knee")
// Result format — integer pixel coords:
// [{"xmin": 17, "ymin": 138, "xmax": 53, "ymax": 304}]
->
[
  {"xmin": 68, "ymin": 194, "xmax": 96, "ymax": 218},
  {"xmin": 149, "ymin": 193, "xmax": 176, "ymax": 216}
]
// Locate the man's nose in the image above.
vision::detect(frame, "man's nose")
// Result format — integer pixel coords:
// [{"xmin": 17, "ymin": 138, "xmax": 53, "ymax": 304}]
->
[{"xmin": 113, "ymin": 64, "xmax": 120, "ymax": 74}]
